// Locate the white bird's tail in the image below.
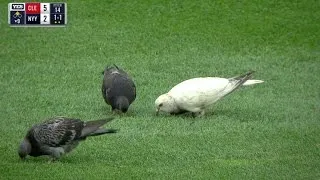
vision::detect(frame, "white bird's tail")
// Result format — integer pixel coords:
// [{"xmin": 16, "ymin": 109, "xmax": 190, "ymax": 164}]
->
[
  {"xmin": 223, "ymin": 71, "xmax": 263, "ymax": 97},
  {"xmin": 243, "ymin": 80, "xmax": 264, "ymax": 86}
]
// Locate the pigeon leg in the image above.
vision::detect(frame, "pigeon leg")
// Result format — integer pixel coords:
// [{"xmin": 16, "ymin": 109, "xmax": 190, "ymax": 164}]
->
[
  {"xmin": 49, "ymin": 147, "xmax": 65, "ymax": 161},
  {"xmin": 192, "ymin": 110, "xmax": 205, "ymax": 118},
  {"xmin": 199, "ymin": 110, "xmax": 205, "ymax": 117},
  {"xmin": 111, "ymin": 108, "xmax": 119, "ymax": 115},
  {"xmin": 112, "ymin": 109, "xmax": 123, "ymax": 115},
  {"xmin": 191, "ymin": 112, "xmax": 197, "ymax": 117},
  {"xmin": 111, "ymin": 110, "xmax": 116, "ymax": 116},
  {"xmin": 48, "ymin": 157, "xmax": 57, "ymax": 163}
]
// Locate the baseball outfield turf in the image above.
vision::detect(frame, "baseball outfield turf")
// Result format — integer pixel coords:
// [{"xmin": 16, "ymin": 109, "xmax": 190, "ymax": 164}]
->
[{"xmin": 1, "ymin": 0, "xmax": 319, "ymax": 179}]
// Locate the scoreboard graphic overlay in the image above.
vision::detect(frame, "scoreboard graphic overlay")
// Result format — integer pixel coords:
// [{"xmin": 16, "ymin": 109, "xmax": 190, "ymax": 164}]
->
[{"xmin": 8, "ymin": 2, "xmax": 67, "ymax": 27}]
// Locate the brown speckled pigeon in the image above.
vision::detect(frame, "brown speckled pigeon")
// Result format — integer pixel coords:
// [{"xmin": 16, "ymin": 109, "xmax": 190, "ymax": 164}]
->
[
  {"xmin": 102, "ymin": 64, "xmax": 136, "ymax": 113},
  {"xmin": 18, "ymin": 116, "xmax": 117, "ymax": 161}
]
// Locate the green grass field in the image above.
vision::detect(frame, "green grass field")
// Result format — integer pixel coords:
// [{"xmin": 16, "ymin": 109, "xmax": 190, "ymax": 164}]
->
[{"xmin": 1, "ymin": 0, "xmax": 319, "ymax": 179}]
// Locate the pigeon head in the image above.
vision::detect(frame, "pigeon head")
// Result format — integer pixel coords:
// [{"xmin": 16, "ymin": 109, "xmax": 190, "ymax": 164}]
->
[
  {"xmin": 116, "ymin": 96, "xmax": 130, "ymax": 113},
  {"xmin": 18, "ymin": 138, "xmax": 31, "ymax": 159},
  {"xmin": 155, "ymin": 94, "xmax": 179, "ymax": 115}
]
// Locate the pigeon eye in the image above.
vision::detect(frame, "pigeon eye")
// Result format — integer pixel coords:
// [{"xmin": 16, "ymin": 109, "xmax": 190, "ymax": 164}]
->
[{"xmin": 159, "ymin": 103, "xmax": 163, "ymax": 107}]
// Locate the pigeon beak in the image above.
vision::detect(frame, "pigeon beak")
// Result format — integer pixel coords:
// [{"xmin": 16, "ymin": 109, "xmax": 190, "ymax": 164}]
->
[{"xmin": 156, "ymin": 108, "xmax": 159, "ymax": 116}]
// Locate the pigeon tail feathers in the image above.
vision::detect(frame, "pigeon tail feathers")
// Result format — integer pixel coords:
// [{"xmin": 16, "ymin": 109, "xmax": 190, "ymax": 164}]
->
[
  {"xmin": 113, "ymin": 64, "xmax": 119, "ymax": 69},
  {"xmin": 89, "ymin": 128, "xmax": 118, "ymax": 136},
  {"xmin": 231, "ymin": 70, "xmax": 255, "ymax": 81},
  {"xmin": 81, "ymin": 118, "xmax": 114, "ymax": 137},
  {"xmin": 243, "ymin": 80, "xmax": 264, "ymax": 85},
  {"xmin": 224, "ymin": 71, "xmax": 256, "ymax": 96}
]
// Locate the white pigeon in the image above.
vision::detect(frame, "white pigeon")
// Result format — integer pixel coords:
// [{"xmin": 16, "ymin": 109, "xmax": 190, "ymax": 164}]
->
[{"xmin": 155, "ymin": 71, "xmax": 263, "ymax": 117}]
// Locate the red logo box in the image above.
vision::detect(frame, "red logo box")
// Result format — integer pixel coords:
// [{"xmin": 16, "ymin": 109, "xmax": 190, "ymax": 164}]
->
[{"xmin": 25, "ymin": 3, "xmax": 40, "ymax": 14}]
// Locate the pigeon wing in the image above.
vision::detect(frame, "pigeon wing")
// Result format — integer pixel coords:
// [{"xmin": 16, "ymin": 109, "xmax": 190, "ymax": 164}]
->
[
  {"xmin": 102, "ymin": 82, "xmax": 112, "ymax": 105},
  {"xmin": 169, "ymin": 77, "xmax": 230, "ymax": 110},
  {"xmin": 132, "ymin": 81, "xmax": 137, "ymax": 102},
  {"xmin": 32, "ymin": 117, "xmax": 84, "ymax": 147},
  {"xmin": 102, "ymin": 70, "xmax": 118, "ymax": 105},
  {"xmin": 114, "ymin": 76, "xmax": 136, "ymax": 103}
]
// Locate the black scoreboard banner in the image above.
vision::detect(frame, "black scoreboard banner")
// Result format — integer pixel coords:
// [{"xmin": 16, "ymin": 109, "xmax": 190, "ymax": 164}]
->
[{"xmin": 8, "ymin": 2, "xmax": 67, "ymax": 27}]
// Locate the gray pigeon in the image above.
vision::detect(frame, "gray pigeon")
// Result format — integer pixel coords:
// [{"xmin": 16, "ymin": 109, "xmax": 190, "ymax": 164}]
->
[
  {"xmin": 18, "ymin": 116, "xmax": 117, "ymax": 161},
  {"xmin": 102, "ymin": 64, "xmax": 136, "ymax": 113}
]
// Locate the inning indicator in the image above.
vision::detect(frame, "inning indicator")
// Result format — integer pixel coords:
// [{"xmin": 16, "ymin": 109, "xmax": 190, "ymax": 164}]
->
[{"xmin": 8, "ymin": 2, "xmax": 67, "ymax": 27}]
